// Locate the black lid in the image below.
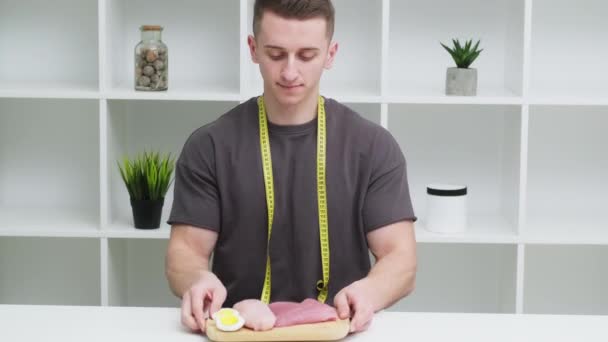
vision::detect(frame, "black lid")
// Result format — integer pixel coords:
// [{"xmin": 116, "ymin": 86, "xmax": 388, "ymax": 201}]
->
[{"xmin": 427, "ymin": 184, "xmax": 467, "ymax": 196}]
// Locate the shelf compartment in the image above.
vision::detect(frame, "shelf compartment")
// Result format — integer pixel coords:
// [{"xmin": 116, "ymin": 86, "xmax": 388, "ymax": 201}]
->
[
  {"xmin": 389, "ymin": 243, "xmax": 517, "ymax": 313},
  {"xmin": 107, "ymin": 238, "xmax": 179, "ymax": 307},
  {"xmin": 388, "ymin": 104, "xmax": 522, "ymax": 241},
  {"xmin": 243, "ymin": 0, "xmax": 382, "ymax": 99},
  {"xmin": 106, "ymin": 100, "xmax": 237, "ymax": 232},
  {"xmin": 387, "ymin": 0, "xmax": 524, "ymax": 99},
  {"xmin": 529, "ymin": 0, "xmax": 608, "ymax": 102},
  {"xmin": 0, "ymin": 237, "xmax": 100, "ymax": 305},
  {"xmin": 524, "ymin": 245, "xmax": 608, "ymax": 314},
  {"xmin": 0, "ymin": 99, "xmax": 100, "ymax": 233},
  {"xmin": 525, "ymin": 106, "xmax": 608, "ymax": 244},
  {"xmin": 106, "ymin": 0, "xmax": 240, "ymax": 97},
  {"xmin": 0, "ymin": 0, "xmax": 98, "ymax": 92}
]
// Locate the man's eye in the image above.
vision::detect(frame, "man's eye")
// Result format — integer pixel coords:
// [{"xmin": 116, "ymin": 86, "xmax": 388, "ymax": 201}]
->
[
  {"xmin": 299, "ymin": 54, "xmax": 316, "ymax": 61},
  {"xmin": 269, "ymin": 54, "xmax": 284, "ymax": 60}
]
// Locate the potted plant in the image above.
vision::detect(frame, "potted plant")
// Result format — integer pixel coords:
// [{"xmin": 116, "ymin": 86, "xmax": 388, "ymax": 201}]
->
[
  {"xmin": 440, "ymin": 38, "xmax": 483, "ymax": 96},
  {"xmin": 117, "ymin": 150, "xmax": 176, "ymax": 229}
]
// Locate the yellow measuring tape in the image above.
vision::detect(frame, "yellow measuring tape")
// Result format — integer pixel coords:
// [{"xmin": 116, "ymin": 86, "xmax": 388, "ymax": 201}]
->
[{"xmin": 257, "ymin": 95, "xmax": 330, "ymax": 304}]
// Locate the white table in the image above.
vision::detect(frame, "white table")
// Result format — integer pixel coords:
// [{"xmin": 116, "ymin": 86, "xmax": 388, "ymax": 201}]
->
[{"xmin": 1, "ymin": 304, "xmax": 607, "ymax": 341}]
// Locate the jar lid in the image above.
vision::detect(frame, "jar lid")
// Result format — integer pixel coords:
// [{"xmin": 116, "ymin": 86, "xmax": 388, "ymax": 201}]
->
[
  {"xmin": 140, "ymin": 25, "xmax": 163, "ymax": 31},
  {"xmin": 427, "ymin": 184, "xmax": 467, "ymax": 196}
]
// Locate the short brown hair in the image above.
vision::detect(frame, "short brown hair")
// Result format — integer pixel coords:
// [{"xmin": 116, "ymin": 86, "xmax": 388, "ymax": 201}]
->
[{"xmin": 253, "ymin": 0, "xmax": 335, "ymax": 39}]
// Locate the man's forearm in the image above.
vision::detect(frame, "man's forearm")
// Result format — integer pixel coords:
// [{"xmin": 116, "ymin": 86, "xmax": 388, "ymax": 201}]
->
[
  {"xmin": 362, "ymin": 248, "xmax": 416, "ymax": 312},
  {"xmin": 165, "ymin": 246, "xmax": 211, "ymax": 298}
]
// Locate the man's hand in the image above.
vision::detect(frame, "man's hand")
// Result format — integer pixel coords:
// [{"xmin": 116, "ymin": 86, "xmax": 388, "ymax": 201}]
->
[
  {"xmin": 181, "ymin": 271, "xmax": 227, "ymax": 333},
  {"xmin": 334, "ymin": 220, "xmax": 416, "ymax": 334},
  {"xmin": 333, "ymin": 278, "xmax": 376, "ymax": 333}
]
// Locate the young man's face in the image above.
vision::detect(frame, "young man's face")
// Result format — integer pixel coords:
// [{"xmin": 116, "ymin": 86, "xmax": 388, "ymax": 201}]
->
[{"xmin": 248, "ymin": 10, "xmax": 338, "ymax": 107}]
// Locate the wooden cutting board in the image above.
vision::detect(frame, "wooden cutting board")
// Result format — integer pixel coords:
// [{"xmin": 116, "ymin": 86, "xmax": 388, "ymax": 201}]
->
[{"xmin": 206, "ymin": 318, "xmax": 350, "ymax": 341}]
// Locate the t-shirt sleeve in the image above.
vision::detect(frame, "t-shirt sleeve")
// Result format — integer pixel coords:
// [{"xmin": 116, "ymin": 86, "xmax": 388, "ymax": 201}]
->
[
  {"xmin": 362, "ymin": 127, "xmax": 417, "ymax": 234},
  {"xmin": 166, "ymin": 128, "xmax": 221, "ymax": 232}
]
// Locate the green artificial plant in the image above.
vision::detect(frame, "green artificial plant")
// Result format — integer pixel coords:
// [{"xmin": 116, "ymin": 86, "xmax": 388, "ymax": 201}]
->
[
  {"xmin": 440, "ymin": 38, "xmax": 483, "ymax": 69},
  {"xmin": 117, "ymin": 151, "xmax": 176, "ymax": 201}
]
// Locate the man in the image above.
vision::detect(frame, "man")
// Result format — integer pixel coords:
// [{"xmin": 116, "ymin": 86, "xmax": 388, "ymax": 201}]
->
[{"xmin": 165, "ymin": 0, "xmax": 417, "ymax": 335}]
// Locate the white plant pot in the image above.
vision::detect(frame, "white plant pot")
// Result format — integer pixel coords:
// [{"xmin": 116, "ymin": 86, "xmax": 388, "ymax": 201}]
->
[
  {"xmin": 445, "ymin": 67, "xmax": 477, "ymax": 96},
  {"xmin": 425, "ymin": 184, "xmax": 468, "ymax": 234}
]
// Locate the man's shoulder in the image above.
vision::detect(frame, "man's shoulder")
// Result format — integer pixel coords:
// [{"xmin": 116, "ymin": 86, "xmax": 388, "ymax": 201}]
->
[
  {"xmin": 186, "ymin": 97, "xmax": 257, "ymax": 145},
  {"xmin": 324, "ymin": 96, "xmax": 385, "ymax": 141}
]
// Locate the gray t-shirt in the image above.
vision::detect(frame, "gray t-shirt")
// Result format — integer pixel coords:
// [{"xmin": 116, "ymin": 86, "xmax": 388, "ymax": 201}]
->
[{"xmin": 167, "ymin": 96, "xmax": 416, "ymax": 307}]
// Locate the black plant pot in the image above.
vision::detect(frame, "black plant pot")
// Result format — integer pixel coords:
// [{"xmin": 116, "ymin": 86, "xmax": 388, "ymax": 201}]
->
[{"xmin": 130, "ymin": 198, "xmax": 164, "ymax": 229}]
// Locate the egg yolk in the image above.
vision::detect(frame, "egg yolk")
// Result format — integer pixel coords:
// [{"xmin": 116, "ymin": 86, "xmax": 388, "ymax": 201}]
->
[{"xmin": 219, "ymin": 313, "xmax": 238, "ymax": 326}]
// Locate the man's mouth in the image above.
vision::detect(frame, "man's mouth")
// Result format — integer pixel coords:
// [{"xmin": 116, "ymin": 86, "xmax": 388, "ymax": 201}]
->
[{"xmin": 278, "ymin": 83, "xmax": 303, "ymax": 89}]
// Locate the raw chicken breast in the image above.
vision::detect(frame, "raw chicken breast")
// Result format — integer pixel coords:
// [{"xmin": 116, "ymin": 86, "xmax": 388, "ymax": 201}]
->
[
  {"xmin": 233, "ymin": 299, "xmax": 276, "ymax": 331},
  {"xmin": 269, "ymin": 298, "xmax": 339, "ymax": 327}
]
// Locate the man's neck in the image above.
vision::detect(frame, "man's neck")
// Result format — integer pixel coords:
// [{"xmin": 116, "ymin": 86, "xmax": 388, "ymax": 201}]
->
[{"xmin": 263, "ymin": 90, "xmax": 319, "ymax": 126}]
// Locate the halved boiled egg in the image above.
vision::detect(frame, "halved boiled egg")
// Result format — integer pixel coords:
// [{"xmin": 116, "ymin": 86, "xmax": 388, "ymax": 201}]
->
[{"xmin": 212, "ymin": 308, "xmax": 246, "ymax": 332}]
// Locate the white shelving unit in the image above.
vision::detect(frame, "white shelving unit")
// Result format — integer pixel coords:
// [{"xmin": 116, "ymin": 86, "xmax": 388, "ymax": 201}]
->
[{"xmin": 0, "ymin": 0, "xmax": 606, "ymax": 314}]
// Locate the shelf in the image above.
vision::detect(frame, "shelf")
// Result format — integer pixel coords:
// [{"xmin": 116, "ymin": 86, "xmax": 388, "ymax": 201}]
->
[
  {"xmin": 387, "ymin": 0, "xmax": 524, "ymax": 98},
  {"xmin": 106, "ymin": 0, "xmax": 240, "ymax": 95},
  {"xmin": 385, "ymin": 85, "xmax": 522, "ymax": 105},
  {"xmin": 105, "ymin": 82, "xmax": 241, "ymax": 102},
  {"xmin": 528, "ymin": 87, "xmax": 608, "ymax": 106},
  {"xmin": 104, "ymin": 221, "xmax": 170, "ymax": 239},
  {"xmin": 416, "ymin": 215, "xmax": 518, "ymax": 244},
  {"xmin": 529, "ymin": 0, "xmax": 608, "ymax": 98},
  {"xmin": 107, "ymin": 239, "xmax": 180, "ymax": 307},
  {"xmin": 0, "ymin": 237, "xmax": 100, "ymax": 305},
  {"xmin": 0, "ymin": 98, "xmax": 100, "ymax": 230},
  {"xmin": 388, "ymin": 104, "xmax": 522, "ymax": 234},
  {"xmin": 106, "ymin": 100, "xmax": 237, "ymax": 230},
  {"xmin": 0, "ymin": 0, "xmax": 606, "ymax": 314},
  {"xmin": 0, "ymin": 81, "xmax": 99, "ymax": 99},
  {"xmin": 526, "ymin": 105, "xmax": 607, "ymax": 244},
  {"xmin": 523, "ymin": 215, "xmax": 608, "ymax": 245},
  {"xmin": 524, "ymin": 245, "xmax": 608, "ymax": 315},
  {"xmin": 390, "ymin": 243, "xmax": 517, "ymax": 313},
  {"xmin": 0, "ymin": 0, "xmax": 98, "ymax": 89},
  {"xmin": 0, "ymin": 207, "xmax": 98, "ymax": 238}
]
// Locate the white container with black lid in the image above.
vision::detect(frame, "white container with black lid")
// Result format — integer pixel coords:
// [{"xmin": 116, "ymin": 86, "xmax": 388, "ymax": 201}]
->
[{"xmin": 425, "ymin": 184, "xmax": 468, "ymax": 233}]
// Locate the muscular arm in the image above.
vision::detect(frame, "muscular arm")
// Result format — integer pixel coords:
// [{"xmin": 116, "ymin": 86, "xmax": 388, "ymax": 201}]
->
[
  {"xmin": 364, "ymin": 220, "xmax": 417, "ymax": 311},
  {"xmin": 165, "ymin": 224, "xmax": 218, "ymax": 297},
  {"xmin": 334, "ymin": 220, "xmax": 416, "ymax": 332}
]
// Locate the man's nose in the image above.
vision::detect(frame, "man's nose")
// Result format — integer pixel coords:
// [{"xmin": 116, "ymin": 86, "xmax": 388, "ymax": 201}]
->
[{"xmin": 280, "ymin": 57, "xmax": 298, "ymax": 83}]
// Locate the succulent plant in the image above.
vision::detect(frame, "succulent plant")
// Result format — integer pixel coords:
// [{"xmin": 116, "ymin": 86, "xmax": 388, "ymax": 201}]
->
[{"xmin": 440, "ymin": 38, "xmax": 483, "ymax": 69}]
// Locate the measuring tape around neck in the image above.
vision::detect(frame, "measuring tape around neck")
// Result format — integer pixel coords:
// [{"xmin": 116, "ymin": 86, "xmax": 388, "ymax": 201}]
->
[{"xmin": 257, "ymin": 95, "xmax": 330, "ymax": 304}]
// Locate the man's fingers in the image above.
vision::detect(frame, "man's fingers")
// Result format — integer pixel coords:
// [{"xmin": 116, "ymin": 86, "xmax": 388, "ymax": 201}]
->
[
  {"xmin": 350, "ymin": 306, "xmax": 373, "ymax": 333},
  {"xmin": 333, "ymin": 291, "xmax": 351, "ymax": 320},
  {"xmin": 359, "ymin": 317, "xmax": 373, "ymax": 332},
  {"xmin": 209, "ymin": 286, "xmax": 227, "ymax": 316},
  {"xmin": 180, "ymin": 292, "xmax": 199, "ymax": 331},
  {"xmin": 348, "ymin": 296, "xmax": 373, "ymax": 333},
  {"xmin": 190, "ymin": 288, "xmax": 207, "ymax": 332},
  {"xmin": 202, "ymin": 291, "xmax": 211, "ymax": 320}
]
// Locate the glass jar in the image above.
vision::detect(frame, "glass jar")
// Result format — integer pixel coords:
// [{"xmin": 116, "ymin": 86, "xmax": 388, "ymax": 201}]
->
[{"xmin": 134, "ymin": 25, "xmax": 168, "ymax": 91}]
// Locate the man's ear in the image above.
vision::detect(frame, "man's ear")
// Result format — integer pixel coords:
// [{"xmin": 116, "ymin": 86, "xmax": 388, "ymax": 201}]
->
[
  {"xmin": 324, "ymin": 41, "xmax": 338, "ymax": 70},
  {"xmin": 248, "ymin": 35, "xmax": 259, "ymax": 64}
]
